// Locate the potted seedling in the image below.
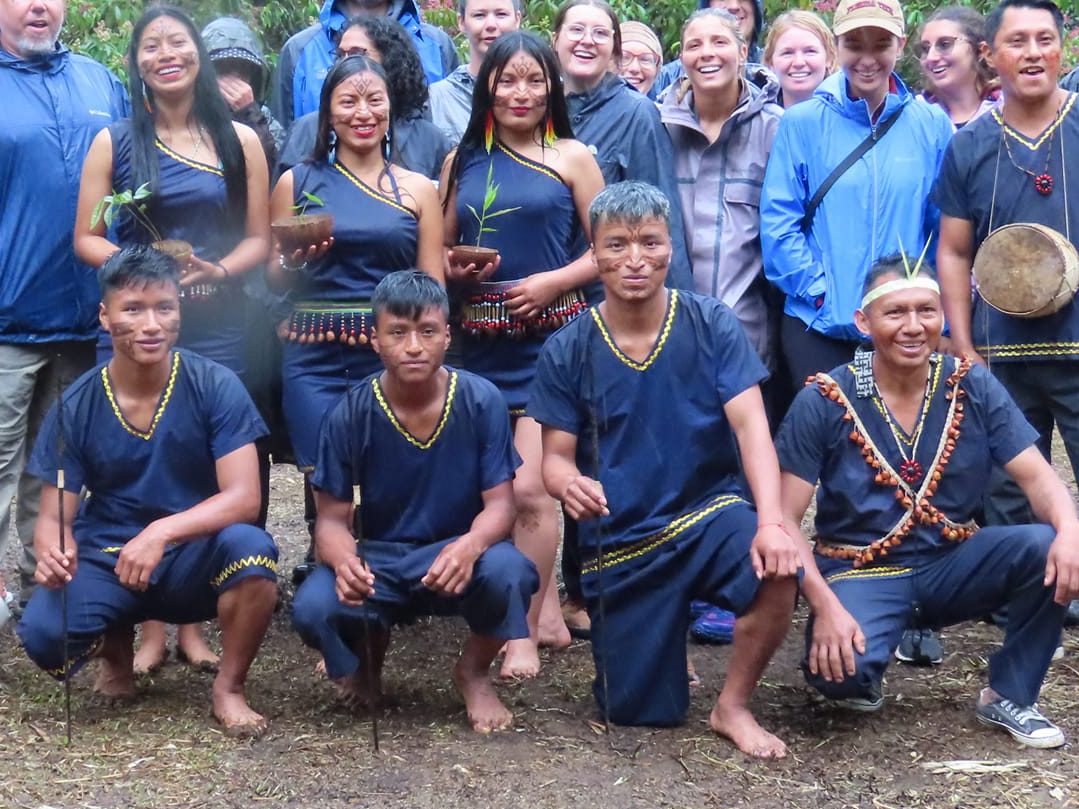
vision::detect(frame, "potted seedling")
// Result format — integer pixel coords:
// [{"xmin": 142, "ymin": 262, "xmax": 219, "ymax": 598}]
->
[
  {"xmin": 271, "ymin": 191, "xmax": 334, "ymax": 257},
  {"xmin": 91, "ymin": 183, "xmax": 192, "ymax": 265},
  {"xmin": 453, "ymin": 160, "xmax": 520, "ymax": 271}
]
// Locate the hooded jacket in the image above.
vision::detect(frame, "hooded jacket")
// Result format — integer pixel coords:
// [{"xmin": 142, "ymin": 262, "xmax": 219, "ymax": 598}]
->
[
  {"xmin": 0, "ymin": 45, "xmax": 129, "ymax": 343},
  {"xmin": 760, "ymin": 71, "xmax": 954, "ymax": 342},
  {"xmin": 661, "ymin": 67, "xmax": 782, "ymax": 363},
  {"xmin": 270, "ymin": 0, "xmax": 459, "ymax": 128},
  {"xmin": 651, "ymin": 0, "xmax": 764, "ymax": 100},
  {"xmin": 202, "ymin": 17, "xmax": 285, "ymax": 166},
  {"xmin": 428, "ymin": 64, "xmax": 474, "ymax": 144},
  {"xmin": 567, "ymin": 73, "xmax": 693, "ymax": 290}
]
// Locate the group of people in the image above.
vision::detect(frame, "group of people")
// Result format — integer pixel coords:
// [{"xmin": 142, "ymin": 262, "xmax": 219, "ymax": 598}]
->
[{"xmin": 3, "ymin": 0, "xmax": 1079, "ymax": 756}]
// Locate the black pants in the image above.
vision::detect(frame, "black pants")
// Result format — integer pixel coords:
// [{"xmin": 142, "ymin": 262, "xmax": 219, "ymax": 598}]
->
[{"xmin": 780, "ymin": 314, "xmax": 862, "ymax": 388}]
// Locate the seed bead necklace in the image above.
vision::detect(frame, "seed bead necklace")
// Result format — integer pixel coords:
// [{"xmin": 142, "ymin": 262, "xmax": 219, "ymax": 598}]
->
[
  {"xmin": 871, "ymin": 361, "xmax": 937, "ymax": 484},
  {"xmin": 1000, "ymin": 103, "xmax": 1063, "ymax": 196}
]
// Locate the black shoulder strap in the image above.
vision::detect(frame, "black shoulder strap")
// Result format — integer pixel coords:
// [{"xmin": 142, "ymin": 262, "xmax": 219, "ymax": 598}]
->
[{"xmin": 800, "ymin": 104, "xmax": 906, "ymax": 233}]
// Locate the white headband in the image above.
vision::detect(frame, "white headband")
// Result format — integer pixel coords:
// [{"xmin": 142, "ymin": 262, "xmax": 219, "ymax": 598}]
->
[{"xmin": 860, "ymin": 276, "xmax": 941, "ymax": 309}]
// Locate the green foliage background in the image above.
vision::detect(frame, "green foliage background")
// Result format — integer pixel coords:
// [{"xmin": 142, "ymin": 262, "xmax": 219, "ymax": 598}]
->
[{"xmin": 63, "ymin": 0, "xmax": 1077, "ymax": 89}]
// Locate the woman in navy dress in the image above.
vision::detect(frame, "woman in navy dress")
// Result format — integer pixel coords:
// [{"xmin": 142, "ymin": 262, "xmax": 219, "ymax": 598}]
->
[
  {"xmin": 441, "ymin": 31, "xmax": 604, "ymax": 678},
  {"xmin": 74, "ymin": 4, "xmax": 270, "ymax": 675}
]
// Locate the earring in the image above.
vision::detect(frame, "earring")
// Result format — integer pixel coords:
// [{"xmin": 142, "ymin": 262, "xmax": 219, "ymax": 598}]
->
[
  {"xmin": 543, "ymin": 112, "xmax": 556, "ymax": 147},
  {"xmin": 141, "ymin": 79, "xmax": 153, "ymax": 114},
  {"xmin": 328, "ymin": 130, "xmax": 337, "ymax": 165},
  {"xmin": 383, "ymin": 128, "xmax": 392, "ymax": 162},
  {"xmin": 484, "ymin": 110, "xmax": 494, "ymax": 153}
]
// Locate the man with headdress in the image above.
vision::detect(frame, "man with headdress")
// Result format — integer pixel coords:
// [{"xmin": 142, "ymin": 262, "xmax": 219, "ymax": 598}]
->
[
  {"xmin": 776, "ymin": 254, "xmax": 1079, "ymax": 748},
  {"xmin": 935, "ymin": 0, "xmax": 1079, "ymax": 530}
]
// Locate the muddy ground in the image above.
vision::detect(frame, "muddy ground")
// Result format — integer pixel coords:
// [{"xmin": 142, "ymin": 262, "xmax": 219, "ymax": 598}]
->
[{"xmin": 2, "ymin": 464, "xmax": 1079, "ymax": 809}]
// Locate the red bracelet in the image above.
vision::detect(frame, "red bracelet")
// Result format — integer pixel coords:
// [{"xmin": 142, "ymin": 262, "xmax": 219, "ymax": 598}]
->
[{"xmin": 757, "ymin": 521, "xmax": 791, "ymax": 535}]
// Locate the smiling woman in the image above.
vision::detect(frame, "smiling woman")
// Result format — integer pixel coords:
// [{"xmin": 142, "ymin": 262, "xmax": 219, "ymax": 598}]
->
[{"xmin": 916, "ymin": 6, "xmax": 999, "ymax": 129}]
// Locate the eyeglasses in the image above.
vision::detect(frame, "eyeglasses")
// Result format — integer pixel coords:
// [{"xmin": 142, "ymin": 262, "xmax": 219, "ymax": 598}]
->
[
  {"xmin": 562, "ymin": 24, "xmax": 614, "ymax": 45},
  {"xmin": 334, "ymin": 46, "xmax": 369, "ymax": 59},
  {"xmin": 619, "ymin": 52, "xmax": 658, "ymax": 70},
  {"xmin": 913, "ymin": 36, "xmax": 968, "ymax": 60}
]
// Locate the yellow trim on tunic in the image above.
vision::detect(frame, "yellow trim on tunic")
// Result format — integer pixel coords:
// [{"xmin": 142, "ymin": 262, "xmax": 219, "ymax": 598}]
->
[
  {"xmin": 210, "ymin": 554, "xmax": 278, "ymax": 588},
  {"xmin": 101, "ymin": 546, "xmax": 123, "ymax": 553},
  {"xmin": 976, "ymin": 341, "xmax": 1079, "ymax": 358},
  {"xmin": 101, "ymin": 352, "xmax": 180, "ymax": 440},
  {"xmin": 333, "ymin": 161, "xmax": 417, "ymax": 219},
  {"xmin": 826, "ymin": 566, "xmax": 913, "ymax": 584},
  {"xmin": 581, "ymin": 493, "xmax": 744, "ymax": 575},
  {"xmin": 155, "ymin": 139, "xmax": 225, "ymax": 176},
  {"xmin": 372, "ymin": 371, "xmax": 457, "ymax": 450},
  {"xmin": 42, "ymin": 637, "xmax": 103, "ymax": 679},
  {"xmin": 496, "ymin": 142, "xmax": 564, "ymax": 185},
  {"xmin": 590, "ymin": 290, "xmax": 678, "ymax": 372},
  {"xmin": 991, "ymin": 94, "xmax": 1076, "ymax": 150}
]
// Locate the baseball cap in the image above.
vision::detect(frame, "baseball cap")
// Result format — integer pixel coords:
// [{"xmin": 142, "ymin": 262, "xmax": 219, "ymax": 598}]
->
[{"xmin": 832, "ymin": 0, "xmax": 905, "ymax": 38}]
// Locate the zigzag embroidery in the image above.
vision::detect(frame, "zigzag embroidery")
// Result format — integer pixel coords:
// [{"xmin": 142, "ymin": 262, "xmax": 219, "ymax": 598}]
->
[{"xmin": 211, "ymin": 554, "xmax": 277, "ymax": 588}]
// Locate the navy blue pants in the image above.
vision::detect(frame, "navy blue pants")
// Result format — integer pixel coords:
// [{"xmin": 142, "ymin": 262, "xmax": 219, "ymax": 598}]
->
[
  {"xmin": 291, "ymin": 538, "xmax": 538, "ymax": 679},
  {"xmin": 581, "ymin": 501, "xmax": 761, "ymax": 727},
  {"xmin": 17, "ymin": 524, "xmax": 278, "ymax": 680},
  {"xmin": 807, "ymin": 525, "xmax": 1064, "ymax": 707}
]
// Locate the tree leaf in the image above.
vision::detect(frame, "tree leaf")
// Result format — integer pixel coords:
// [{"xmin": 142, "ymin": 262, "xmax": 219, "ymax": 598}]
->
[
  {"xmin": 90, "ymin": 198, "xmax": 106, "ymax": 228},
  {"xmin": 483, "ymin": 206, "xmax": 521, "ymax": 219},
  {"xmin": 103, "ymin": 205, "xmax": 115, "ymax": 228},
  {"xmin": 133, "ymin": 183, "xmax": 152, "ymax": 200},
  {"xmin": 465, "ymin": 204, "xmax": 481, "ymax": 221}
]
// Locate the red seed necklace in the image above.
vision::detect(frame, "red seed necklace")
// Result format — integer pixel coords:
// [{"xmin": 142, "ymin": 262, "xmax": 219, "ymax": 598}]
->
[
  {"xmin": 872, "ymin": 369, "xmax": 934, "ymax": 485},
  {"xmin": 1000, "ymin": 105, "xmax": 1061, "ymax": 196}
]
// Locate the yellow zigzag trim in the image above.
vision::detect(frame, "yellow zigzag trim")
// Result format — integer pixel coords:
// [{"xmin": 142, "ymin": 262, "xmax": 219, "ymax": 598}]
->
[
  {"xmin": 41, "ymin": 637, "xmax": 103, "ymax": 679},
  {"xmin": 333, "ymin": 162, "xmax": 417, "ymax": 219},
  {"xmin": 211, "ymin": 554, "xmax": 277, "ymax": 588},
  {"xmin": 581, "ymin": 493, "xmax": 743, "ymax": 575},
  {"xmin": 590, "ymin": 289, "xmax": 678, "ymax": 372},
  {"xmin": 101, "ymin": 546, "xmax": 123, "ymax": 553},
  {"xmin": 155, "ymin": 139, "xmax": 225, "ymax": 176},
  {"xmin": 827, "ymin": 566, "xmax": 913, "ymax": 584},
  {"xmin": 372, "ymin": 371, "xmax": 457, "ymax": 450},
  {"xmin": 992, "ymin": 94, "xmax": 1076, "ymax": 150},
  {"xmin": 101, "ymin": 351, "xmax": 180, "ymax": 440},
  {"xmin": 496, "ymin": 142, "xmax": 563, "ymax": 185}
]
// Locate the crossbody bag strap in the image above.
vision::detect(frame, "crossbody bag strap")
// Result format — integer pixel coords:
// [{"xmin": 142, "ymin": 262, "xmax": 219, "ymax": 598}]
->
[{"xmin": 800, "ymin": 104, "xmax": 906, "ymax": 233}]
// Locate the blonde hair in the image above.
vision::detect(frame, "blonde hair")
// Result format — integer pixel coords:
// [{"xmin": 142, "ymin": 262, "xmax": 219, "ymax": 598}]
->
[{"xmin": 763, "ymin": 10, "xmax": 839, "ymax": 75}]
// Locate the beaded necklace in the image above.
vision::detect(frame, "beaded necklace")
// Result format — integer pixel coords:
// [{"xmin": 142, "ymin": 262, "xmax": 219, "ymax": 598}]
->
[{"xmin": 870, "ymin": 358, "xmax": 940, "ymax": 483}]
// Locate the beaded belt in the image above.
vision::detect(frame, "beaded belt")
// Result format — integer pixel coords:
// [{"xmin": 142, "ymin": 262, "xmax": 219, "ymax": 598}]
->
[
  {"xmin": 180, "ymin": 283, "xmax": 223, "ymax": 301},
  {"xmin": 460, "ymin": 281, "xmax": 587, "ymax": 338},
  {"xmin": 288, "ymin": 302, "xmax": 373, "ymax": 345}
]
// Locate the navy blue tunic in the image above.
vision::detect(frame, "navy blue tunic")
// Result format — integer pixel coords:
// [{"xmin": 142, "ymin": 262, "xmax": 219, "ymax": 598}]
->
[
  {"xmin": 312, "ymin": 368, "xmax": 520, "ymax": 542},
  {"xmin": 28, "ymin": 349, "xmax": 267, "ymax": 557},
  {"xmin": 454, "ymin": 143, "xmax": 584, "ymax": 412},
  {"xmin": 109, "ymin": 121, "xmax": 246, "ymax": 373},
  {"xmin": 528, "ymin": 290, "xmax": 768, "ymax": 556},
  {"xmin": 282, "ymin": 160, "xmax": 421, "ymax": 469}
]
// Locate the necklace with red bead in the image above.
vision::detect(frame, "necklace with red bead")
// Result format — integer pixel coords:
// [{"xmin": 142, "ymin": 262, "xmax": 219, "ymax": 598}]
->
[
  {"xmin": 999, "ymin": 103, "xmax": 1063, "ymax": 196},
  {"xmin": 871, "ymin": 362, "xmax": 937, "ymax": 485}
]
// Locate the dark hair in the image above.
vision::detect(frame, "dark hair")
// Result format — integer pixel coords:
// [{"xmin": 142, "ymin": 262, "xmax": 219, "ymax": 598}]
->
[
  {"xmin": 921, "ymin": 6, "xmax": 996, "ymax": 96},
  {"xmin": 553, "ymin": 0, "xmax": 623, "ymax": 60},
  {"xmin": 98, "ymin": 245, "xmax": 182, "ymax": 298},
  {"xmin": 861, "ymin": 255, "xmax": 939, "ymax": 300},
  {"xmin": 338, "ymin": 16, "xmax": 429, "ymax": 119},
  {"xmin": 589, "ymin": 180, "xmax": 671, "ymax": 233},
  {"xmin": 127, "ymin": 5, "xmax": 248, "ymax": 232},
  {"xmin": 457, "ymin": 0, "xmax": 521, "ymax": 19},
  {"xmin": 444, "ymin": 31, "xmax": 574, "ymax": 203},
  {"xmin": 372, "ymin": 270, "xmax": 450, "ymax": 321},
  {"xmin": 311, "ymin": 55, "xmax": 394, "ymax": 163},
  {"xmin": 985, "ymin": 0, "xmax": 1064, "ymax": 47}
]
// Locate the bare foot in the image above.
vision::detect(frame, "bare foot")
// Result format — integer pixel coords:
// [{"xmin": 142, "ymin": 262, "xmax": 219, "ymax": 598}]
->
[
  {"xmin": 537, "ymin": 586, "xmax": 571, "ymax": 649},
  {"xmin": 453, "ymin": 658, "xmax": 512, "ymax": 733},
  {"xmin": 93, "ymin": 660, "xmax": 136, "ymax": 702},
  {"xmin": 709, "ymin": 701, "xmax": 787, "ymax": 759},
  {"xmin": 332, "ymin": 670, "xmax": 382, "ymax": 711},
  {"xmin": 132, "ymin": 622, "xmax": 168, "ymax": 676},
  {"xmin": 212, "ymin": 680, "xmax": 268, "ymax": 739},
  {"xmin": 499, "ymin": 638, "xmax": 540, "ymax": 679},
  {"xmin": 177, "ymin": 624, "xmax": 220, "ymax": 673},
  {"xmin": 687, "ymin": 657, "xmax": 701, "ymax": 688},
  {"xmin": 561, "ymin": 599, "xmax": 591, "ymax": 639},
  {"xmin": 314, "ymin": 657, "xmax": 327, "ymax": 676}
]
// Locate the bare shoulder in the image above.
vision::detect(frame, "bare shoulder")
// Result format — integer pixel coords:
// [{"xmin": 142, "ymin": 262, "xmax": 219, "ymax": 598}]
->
[
  {"xmin": 389, "ymin": 165, "xmax": 439, "ymax": 213},
  {"xmin": 548, "ymin": 138, "xmax": 599, "ymax": 180},
  {"xmin": 231, "ymin": 121, "xmax": 260, "ymax": 148}
]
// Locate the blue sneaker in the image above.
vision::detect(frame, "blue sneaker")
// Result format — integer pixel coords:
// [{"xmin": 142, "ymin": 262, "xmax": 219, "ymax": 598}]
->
[
  {"xmin": 690, "ymin": 607, "xmax": 735, "ymax": 644},
  {"xmin": 689, "ymin": 600, "xmax": 711, "ymax": 620}
]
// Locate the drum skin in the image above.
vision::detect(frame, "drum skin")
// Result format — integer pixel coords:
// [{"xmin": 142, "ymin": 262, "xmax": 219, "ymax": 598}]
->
[{"xmin": 973, "ymin": 223, "xmax": 1079, "ymax": 318}]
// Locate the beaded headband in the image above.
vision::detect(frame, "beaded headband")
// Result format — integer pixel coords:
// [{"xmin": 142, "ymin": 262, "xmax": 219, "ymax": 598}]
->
[{"xmin": 860, "ymin": 236, "xmax": 938, "ymax": 309}]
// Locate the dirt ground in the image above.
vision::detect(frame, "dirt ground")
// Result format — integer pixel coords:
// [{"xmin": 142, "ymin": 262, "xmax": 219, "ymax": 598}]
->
[{"xmin": 3, "ymin": 463, "xmax": 1079, "ymax": 809}]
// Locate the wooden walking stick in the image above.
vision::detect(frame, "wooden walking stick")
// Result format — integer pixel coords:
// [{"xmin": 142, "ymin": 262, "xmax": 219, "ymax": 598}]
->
[{"xmin": 56, "ymin": 363, "xmax": 73, "ymax": 744}]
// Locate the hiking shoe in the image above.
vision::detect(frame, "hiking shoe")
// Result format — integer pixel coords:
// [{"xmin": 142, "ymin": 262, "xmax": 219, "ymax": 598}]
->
[
  {"xmin": 834, "ymin": 686, "xmax": 884, "ymax": 713},
  {"xmin": 976, "ymin": 693, "xmax": 1065, "ymax": 748},
  {"xmin": 895, "ymin": 629, "xmax": 944, "ymax": 665},
  {"xmin": 690, "ymin": 607, "xmax": 735, "ymax": 644}
]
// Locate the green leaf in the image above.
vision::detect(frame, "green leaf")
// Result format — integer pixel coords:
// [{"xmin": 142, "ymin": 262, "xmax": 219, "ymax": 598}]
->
[
  {"xmin": 90, "ymin": 198, "xmax": 106, "ymax": 228},
  {"xmin": 301, "ymin": 191, "xmax": 324, "ymax": 207},
  {"xmin": 483, "ymin": 206, "xmax": 521, "ymax": 219},
  {"xmin": 103, "ymin": 205, "xmax": 115, "ymax": 228},
  {"xmin": 133, "ymin": 183, "xmax": 152, "ymax": 200},
  {"xmin": 465, "ymin": 204, "xmax": 481, "ymax": 221},
  {"xmin": 483, "ymin": 184, "xmax": 497, "ymax": 210},
  {"xmin": 480, "ymin": 227, "xmax": 496, "ymax": 233},
  {"xmin": 114, "ymin": 190, "xmax": 133, "ymax": 205}
]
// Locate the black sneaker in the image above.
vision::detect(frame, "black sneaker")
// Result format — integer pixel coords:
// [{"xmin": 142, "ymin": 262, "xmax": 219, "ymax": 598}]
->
[
  {"xmin": 834, "ymin": 685, "xmax": 884, "ymax": 713},
  {"xmin": 975, "ymin": 692, "xmax": 1065, "ymax": 748},
  {"xmin": 895, "ymin": 629, "xmax": 943, "ymax": 665}
]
